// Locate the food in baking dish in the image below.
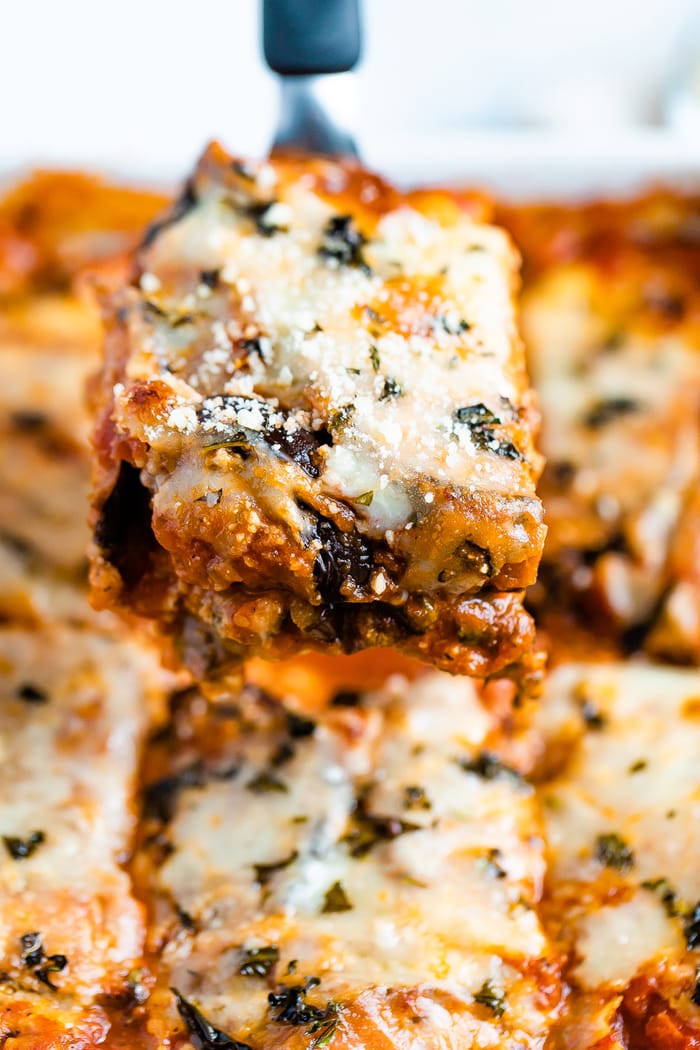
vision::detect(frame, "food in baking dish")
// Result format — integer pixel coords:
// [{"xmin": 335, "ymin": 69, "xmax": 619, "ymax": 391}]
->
[
  {"xmin": 0, "ymin": 616, "xmax": 166, "ymax": 1049},
  {"xmin": 0, "ymin": 172, "xmax": 166, "ymax": 575},
  {"xmin": 535, "ymin": 661, "xmax": 700, "ymax": 1048},
  {"xmin": 137, "ymin": 670, "xmax": 562, "ymax": 1048},
  {"xmin": 90, "ymin": 143, "xmax": 545, "ymax": 679},
  {"xmin": 4, "ymin": 164, "xmax": 700, "ymax": 1049},
  {"xmin": 500, "ymin": 193, "xmax": 700, "ymax": 664}
]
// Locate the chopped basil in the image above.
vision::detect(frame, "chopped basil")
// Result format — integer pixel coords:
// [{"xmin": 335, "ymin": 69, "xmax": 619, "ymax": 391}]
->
[
  {"xmin": 176, "ymin": 904, "xmax": 196, "ymax": 930},
  {"xmin": 642, "ymin": 877, "xmax": 681, "ymax": 918},
  {"xmin": 286, "ymin": 711, "xmax": 316, "ymax": 739},
  {"xmin": 321, "ymin": 881, "xmax": 353, "ymax": 914},
  {"xmin": 330, "ymin": 690, "xmax": 361, "ymax": 708},
  {"xmin": 238, "ymin": 944, "xmax": 279, "ymax": 978},
  {"xmin": 268, "ymin": 976, "xmax": 324, "ymax": 1024},
  {"xmin": 628, "ymin": 759, "xmax": 648, "ymax": 774},
  {"xmin": 239, "ymin": 337, "xmax": 266, "ymax": 359},
  {"xmin": 343, "ymin": 792, "xmax": 420, "ymax": 858},
  {"xmin": 271, "ymin": 741, "xmax": 296, "ymax": 768},
  {"xmin": 403, "ymin": 785, "xmax": 431, "ymax": 811},
  {"xmin": 353, "ymin": 490, "xmax": 374, "ymax": 506},
  {"xmin": 595, "ymin": 832, "xmax": 634, "ymax": 872},
  {"xmin": 35, "ymin": 954, "xmax": 68, "ymax": 990},
  {"xmin": 20, "ymin": 932, "xmax": 67, "ymax": 990},
  {"xmin": 481, "ymin": 848, "xmax": 507, "ymax": 879},
  {"xmin": 254, "ymin": 851, "xmax": 298, "ymax": 887},
  {"xmin": 308, "ymin": 1013, "xmax": 340, "ymax": 1047},
  {"xmin": 172, "ymin": 988, "xmax": 253, "ymax": 1050},
  {"xmin": 379, "ymin": 376, "xmax": 402, "ymax": 400},
  {"xmin": 3, "ymin": 830, "xmax": 45, "ymax": 860},
  {"xmin": 202, "ymin": 432, "xmax": 253, "ymax": 458},
  {"xmin": 435, "ymin": 313, "xmax": 471, "ymax": 335},
  {"xmin": 473, "ymin": 980, "xmax": 506, "ymax": 1017},
  {"xmin": 268, "ymin": 978, "xmax": 340, "ymax": 1045},
  {"xmin": 453, "ymin": 403, "xmax": 520, "ymax": 459},
  {"xmin": 199, "ymin": 269, "xmax": 220, "ymax": 289},
  {"xmin": 685, "ymin": 903, "xmax": 700, "ymax": 949},
  {"xmin": 579, "ymin": 700, "xmax": 606, "ymax": 730},
  {"xmin": 458, "ymin": 751, "xmax": 525, "ymax": 786},
  {"xmin": 247, "ymin": 200, "xmax": 288, "ymax": 237},
  {"xmin": 582, "ymin": 397, "xmax": 640, "ymax": 429},
  {"xmin": 551, "ymin": 459, "xmax": 576, "ymax": 487},
  {"xmin": 369, "ymin": 345, "xmax": 381, "ymax": 372},
  {"xmin": 318, "ymin": 215, "xmax": 369, "ymax": 272},
  {"xmin": 16, "ymin": 683, "xmax": 48, "ymax": 704},
  {"xmin": 328, "ymin": 404, "xmax": 355, "ymax": 431},
  {"xmin": 246, "ymin": 771, "xmax": 288, "ymax": 795},
  {"xmin": 143, "ymin": 762, "xmax": 207, "ymax": 823},
  {"xmin": 20, "ymin": 931, "xmax": 44, "ymax": 968}
]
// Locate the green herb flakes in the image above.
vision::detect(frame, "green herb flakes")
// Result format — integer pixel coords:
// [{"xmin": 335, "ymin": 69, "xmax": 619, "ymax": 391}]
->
[{"xmin": 321, "ymin": 881, "xmax": 353, "ymax": 914}]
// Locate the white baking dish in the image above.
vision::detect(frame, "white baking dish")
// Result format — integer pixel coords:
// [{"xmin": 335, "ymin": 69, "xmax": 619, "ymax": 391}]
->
[
  {"xmin": 364, "ymin": 128, "xmax": 700, "ymax": 199},
  {"xmin": 6, "ymin": 128, "xmax": 700, "ymax": 205}
]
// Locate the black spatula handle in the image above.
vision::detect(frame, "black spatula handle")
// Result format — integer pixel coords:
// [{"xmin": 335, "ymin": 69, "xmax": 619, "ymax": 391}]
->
[{"xmin": 262, "ymin": 0, "xmax": 361, "ymax": 76}]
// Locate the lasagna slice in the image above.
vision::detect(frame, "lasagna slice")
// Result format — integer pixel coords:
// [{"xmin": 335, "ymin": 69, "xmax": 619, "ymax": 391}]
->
[
  {"xmin": 0, "ymin": 172, "xmax": 166, "ymax": 574},
  {"xmin": 137, "ymin": 670, "xmax": 561, "ymax": 1048},
  {"xmin": 0, "ymin": 618, "xmax": 167, "ymax": 1048},
  {"xmin": 91, "ymin": 142, "xmax": 545, "ymax": 679},
  {"xmin": 499, "ymin": 194, "xmax": 700, "ymax": 661},
  {"xmin": 536, "ymin": 661, "xmax": 700, "ymax": 1048}
]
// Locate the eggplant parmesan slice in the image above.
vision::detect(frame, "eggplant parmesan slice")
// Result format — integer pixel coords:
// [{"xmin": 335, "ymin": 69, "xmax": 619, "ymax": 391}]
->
[
  {"xmin": 535, "ymin": 661, "xmax": 700, "ymax": 1048},
  {"xmin": 91, "ymin": 142, "xmax": 545, "ymax": 678},
  {"xmin": 499, "ymin": 193, "xmax": 700, "ymax": 663},
  {"xmin": 0, "ymin": 619, "xmax": 167, "ymax": 1048},
  {"xmin": 137, "ymin": 670, "xmax": 562, "ymax": 1048}
]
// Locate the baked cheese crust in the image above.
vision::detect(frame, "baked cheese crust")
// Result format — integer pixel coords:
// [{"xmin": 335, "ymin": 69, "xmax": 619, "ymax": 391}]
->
[
  {"xmin": 0, "ymin": 619, "xmax": 166, "ymax": 1048},
  {"xmin": 136, "ymin": 670, "xmax": 561, "ymax": 1048},
  {"xmin": 499, "ymin": 194, "xmax": 700, "ymax": 663},
  {"xmin": 535, "ymin": 662, "xmax": 700, "ymax": 1048},
  {"xmin": 91, "ymin": 142, "xmax": 545, "ymax": 679}
]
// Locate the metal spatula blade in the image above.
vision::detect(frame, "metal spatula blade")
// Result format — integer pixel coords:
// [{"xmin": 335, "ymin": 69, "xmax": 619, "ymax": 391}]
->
[{"xmin": 262, "ymin": 0, "xmax": 361, "ymax": 157}]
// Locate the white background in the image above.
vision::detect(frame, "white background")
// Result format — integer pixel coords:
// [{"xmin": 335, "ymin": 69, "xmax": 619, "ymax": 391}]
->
[{"xmin": 2, "ymin": 0, "xmax": 700, "ymax": 183}]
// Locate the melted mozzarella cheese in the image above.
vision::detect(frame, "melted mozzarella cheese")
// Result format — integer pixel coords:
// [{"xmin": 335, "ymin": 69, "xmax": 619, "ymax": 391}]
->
[
  {"xmin": 0, "ymin": 622, "xmax": 164, "ymax": 1002},
  {"xmin": 522, "ymin": 261, "xmax": 700, "ymax": 656},
  {"xmin": 537, "ymin": 662, "xmax": 700, "ymax": 1015},
  {"xmin": 144, "ymin": 671, "xmax": 560, "ymax": 1048},
  {"xmin": 139, "ymin": 171, "xmax": 531, "ymax": 500}
]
